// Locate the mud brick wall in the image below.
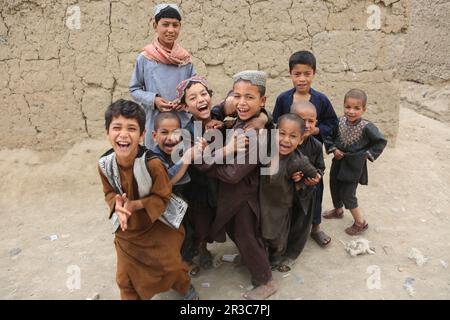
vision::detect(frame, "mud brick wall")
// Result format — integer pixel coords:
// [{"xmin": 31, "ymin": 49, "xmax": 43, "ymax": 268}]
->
[{"xmin": 1, "ymin": 0, "xmax": 446, "ymax": 150}]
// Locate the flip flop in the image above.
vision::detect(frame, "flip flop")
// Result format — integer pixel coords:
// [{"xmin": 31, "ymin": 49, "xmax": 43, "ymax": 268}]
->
[
  {"xmin": 311, "ymin": 231, "xmax": 331, "ymax": 248},
  {"xmin": 188, "ymin": 263, "xmax": 200, "ymax": 277}
]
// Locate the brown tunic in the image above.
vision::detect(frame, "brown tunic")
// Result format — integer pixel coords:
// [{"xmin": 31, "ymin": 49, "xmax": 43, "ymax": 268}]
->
[{"xmin": 99, "ymin": 158, "xmax": 190, "ymax": 300}]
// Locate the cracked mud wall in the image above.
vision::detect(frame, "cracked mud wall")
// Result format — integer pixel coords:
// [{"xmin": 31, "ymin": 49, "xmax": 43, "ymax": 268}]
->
[
  {"xmin": 399, "ymin": 0, "xmax": 450, "ymax": 123},
  {"xmin": 0, "ymin": 0, "xmax": 445, "ymax": 150}
]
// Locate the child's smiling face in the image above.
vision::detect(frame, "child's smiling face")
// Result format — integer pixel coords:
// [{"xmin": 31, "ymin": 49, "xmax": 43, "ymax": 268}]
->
[
  {"xmin": 290, "ymin": 64, "xmax": 315, "ymax": 95},
  {"xmin": 344, "ymin": 97, "xmax": 366, "ymax": 124},
  {"xmin": 184, "ymin": 82, "xmax": 212, "ymax": 121},
  {"xmin": 152, "ymin": 118, "xmax": 182, "ymax": 155},
  {"xmin": 278, "ymin": 119, "xmax": 304, "ymax": 156},
  {"xmin": 107, "ymin": 115, "xmax": 144, "ymax": 164},
  {"xmin": 153, "ymin": 18, "xmax": 181, "ymax": 48},
  {"xmin": 232, "ymin": 81, "xmax": 266, "ymax": 121}
]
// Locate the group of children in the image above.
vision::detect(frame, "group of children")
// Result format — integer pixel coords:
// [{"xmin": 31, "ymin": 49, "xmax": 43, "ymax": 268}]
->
[{"xmin": 98, "ymin": 3, "xmax": 388, "ymax": 300}]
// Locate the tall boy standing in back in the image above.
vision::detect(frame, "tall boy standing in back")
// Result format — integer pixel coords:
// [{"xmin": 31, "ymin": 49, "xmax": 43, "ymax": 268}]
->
[
  {"xmin": 273, "ymin": 51, "xmax": 338, "ymax": 247},
  {"xmin": 129, "ymin": 3, "xmax": 195, "ymax": 148}
]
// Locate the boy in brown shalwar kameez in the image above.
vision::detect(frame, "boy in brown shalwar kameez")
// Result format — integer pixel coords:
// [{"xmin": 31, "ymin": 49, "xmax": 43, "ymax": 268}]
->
[
  {"xmin": 98, "ymin": 99, "xmax": 198, "ymax": 300},
  {"xmin": 199, "ymin": 71, "xmax": 277, "ymax": 300}
]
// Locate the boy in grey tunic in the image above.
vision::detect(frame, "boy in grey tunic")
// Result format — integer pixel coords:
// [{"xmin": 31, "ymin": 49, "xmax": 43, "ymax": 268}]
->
[{"xmin": 129, "ymin": 4, "xmax": 195, "ymax": 148}]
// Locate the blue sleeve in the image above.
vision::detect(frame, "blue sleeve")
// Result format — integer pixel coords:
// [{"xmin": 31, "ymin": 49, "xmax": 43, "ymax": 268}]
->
[
  {"xmin": 129, "ymin": 55, "xmax": 157, "ymax": 111},
  {"xmin": 272, "ymin": 95, "xmax": 284, "ymax": 124},
  {"xmin": 317, "ymin": 96, "xmax": 338, "ymax": 142}
]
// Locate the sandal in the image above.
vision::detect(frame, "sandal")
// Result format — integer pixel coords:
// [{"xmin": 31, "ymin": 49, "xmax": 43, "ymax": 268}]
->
[
  {"xmin": 310, "ymin": 230, "xmax": 331, "ymax": 248},
  {"xmin": 345, "ymin": 221, "xmax": 368, "ymax": 236},
  {"xmin": 243, "ymin": 280, "xmax": 277, "ymax": 300},
  {"xmin": 277, "ymin": 264, "xmax": 291, "ymax": 273},
  {"xmin": 188, "ymin": 262, "xmax": 200, "ymax": 277},
  {"xmin": 198, "ymin": 249, "xmax": 213, "ymax": 270},
  {"xmin": 183, "ymin": 284, "xmax": 200, "ymax": 300},
  {"xmin": 322, "ymin": 208, "xmax": 344, "ymax": 219}
]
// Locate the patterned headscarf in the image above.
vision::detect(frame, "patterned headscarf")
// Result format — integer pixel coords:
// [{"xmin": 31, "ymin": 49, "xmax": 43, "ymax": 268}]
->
[{"xmin": 176, "ymin": 76, "xmax": 209, "ymax": 102}]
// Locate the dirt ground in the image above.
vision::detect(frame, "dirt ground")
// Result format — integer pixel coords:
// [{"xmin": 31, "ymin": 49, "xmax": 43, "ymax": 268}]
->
[{"xmin": 1, "ymin": 106, "xmax": 449, "ymax": 300}]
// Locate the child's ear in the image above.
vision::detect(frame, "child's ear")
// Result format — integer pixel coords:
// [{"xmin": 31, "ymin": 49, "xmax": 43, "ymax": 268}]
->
[
  {"xmin": 152, "ymin": 130, "xmax": 157, "ymax": 141},
  {"xmin": 152, "ymin": 21, "xmax": 158, "ymax": 30},
  {"xmin": 260, "ymin": 96, "xmax": 267, "ymax": 107},
  {"xmin": 140, "ymin": 128, "xmax": 147, "ymax": 143}
]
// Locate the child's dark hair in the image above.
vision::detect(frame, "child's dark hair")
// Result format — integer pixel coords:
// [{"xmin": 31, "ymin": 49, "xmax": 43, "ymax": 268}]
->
[
  {"xmin": 105, "ymin": 99, "xmax": 146, "ymax": 134},
  {"xmin": 278, "ymin": 113, "xmax": 306, "ymax": 136},
  {"xmin": 289, "ymin": 50, "xmax": 316, "ymax": 73},
  {"xmin": 155, "ymin": 7, "xmax": 182, "ymax": 23},
  {"xmin": 154, "ymin": 112, "xmax": 181, "ymax": 131},
  {"xmin": 344, "ymin": 89, "xmax": 368, "ymax": 108},
  {"xmin": 180, "ymin": 81, "xmax": 213, "ymax": 104}
]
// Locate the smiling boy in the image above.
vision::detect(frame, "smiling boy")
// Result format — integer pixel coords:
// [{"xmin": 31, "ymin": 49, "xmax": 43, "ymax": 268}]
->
[
  {"xmin": 129, "ymin": 3, "xmax": 195, "ymax": 148},
  {"xmin": 260, "ymin": 113, "xmax": 318, "ymax": 271},
  {"xmin": 323, "ymin": 89, "xmax": 387, "ymax": 235},
  {"xmin": 199, "ymin": 71, "xmax": 277, "ymax": 300},
  {"xmin": 98, "ymin": 99, "xmax": 198, "ymax": 300}
]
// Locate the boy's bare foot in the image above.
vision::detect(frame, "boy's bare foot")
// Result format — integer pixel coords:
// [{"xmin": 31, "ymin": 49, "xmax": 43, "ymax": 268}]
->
[
  {"xmin": 243, "ymin": 280, "xmax": 277, "ymax": 300},
  {"xmin": 322, "ymin": 208, "xmax": 344, "ymax": 219}
]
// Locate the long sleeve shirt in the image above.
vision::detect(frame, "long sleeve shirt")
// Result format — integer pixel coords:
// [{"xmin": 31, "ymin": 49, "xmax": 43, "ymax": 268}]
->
[{"xmin": 129, "ymin": 53, "xmax": 196, "ymax": 147}]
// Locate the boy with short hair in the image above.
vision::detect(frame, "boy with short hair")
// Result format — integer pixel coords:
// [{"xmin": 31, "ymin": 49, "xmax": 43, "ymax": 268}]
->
[
  {"xmin": 200, "ymin": 70, "xmax": 277, "ymax": 300},
  {"xmin": 98, "ymin": 99, "xmax": 197, "ymax": 300},
  {"xmin": 129, "ymin": 3, "xmax": 195, "ymax": 148},
  {"xmin": 323, "ymin": 89, "xmax": 387, "ymax": 235},
  {"xmin": 272, "ymin": 50, "xmax": 338, "ymax": 247},
  {"xmin": 272, "ymin": 50, "xmax": 338, "ymax": 142},
  {"xmin": 260, "ymin": 113, "xmax": 318, "ymax": 269},
  {"xmin": 290, "ymin": 101, "xmax": 330, "ymax": 248},
  {"xmin": 151, "ymin": 111, "xmax": 205, "ymax": 276}
]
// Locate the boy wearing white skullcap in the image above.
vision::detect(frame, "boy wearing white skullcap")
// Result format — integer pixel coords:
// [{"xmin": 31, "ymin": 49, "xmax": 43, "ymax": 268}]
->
[
  {"xmin": 129, "ymin": 3, "xmax": 195, "ymax": 148},
  {"xmin": 203, "ymin": 70, "xmax": 277, "ymax": 300}
]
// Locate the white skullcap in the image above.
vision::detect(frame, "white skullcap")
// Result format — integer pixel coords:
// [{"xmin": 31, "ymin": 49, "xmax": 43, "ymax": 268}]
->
[{"xmin": 233, "ymin": 70, "xmax": 267, "ymax": 88}]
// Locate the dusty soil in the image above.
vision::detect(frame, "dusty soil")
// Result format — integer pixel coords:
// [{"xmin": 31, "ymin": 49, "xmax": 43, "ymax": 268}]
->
[{"xmin": 1, "ymin": 107, "xmax": 449, "ymax": 300}]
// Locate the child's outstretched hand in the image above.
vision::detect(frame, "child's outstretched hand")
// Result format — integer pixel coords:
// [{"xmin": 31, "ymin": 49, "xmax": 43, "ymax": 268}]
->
[
  {"xmin": 205, "ymin": 119, "xmax": 224, "ymax": 131},
  {"xmin": 224, "ymin": 131, "xmax": 248, "ymax": 156},
  {"xmin": 304, "ymin": 173, "xmax": 321, "ymax": 186},
  {"xmin": 291, "ymin": 171, "xmax": 304, "ymax": 183},
  {"xmin": 333, "ymin": 149, "xmax": 345, "ymax": 160}
]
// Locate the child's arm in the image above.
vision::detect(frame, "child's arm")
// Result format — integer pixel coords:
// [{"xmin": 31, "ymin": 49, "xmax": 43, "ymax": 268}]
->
[
  {"xmin": 98, "ymin": 166, "xmax": 119, "ymax": 219},
  {"xmin": 272, "ymin": 95, "xmax": 285, "ymax": 124},
  {"xmin": 243, "ymin": 108, "xmax": 273, "ymax": 131},
  {"xmin": 129, "ymin": 56, "xmax": 174, "ymax": 112},
  {"xmin": 364, "ymin": 123, "xmax": 388, "ymax": 161},
  {"xmin": 168, "ymin": 144, "xmax": 202, "ymax": 185},
  {"xmin": 140, "ymin": 159, "xmax": 172, "ymax": 223},
  {"xmin": 317, "ymin": 96, "xmax": 339, "ymax": 141},
  {"xmin": 98, "ymin": 167, "xmax": 131, "ymax": 231}
]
